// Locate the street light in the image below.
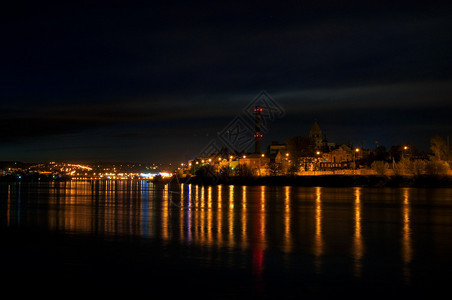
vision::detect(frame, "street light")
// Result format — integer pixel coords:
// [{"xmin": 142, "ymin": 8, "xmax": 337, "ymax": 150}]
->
[
  {"xmin": 403, "ymin": 145, "xmax": 409, "ymax": 159},
  {"xmin": 259, "ymin": 153, "xmax": 265, "ymax": 176},
  {"xmin": 354, "ymin": 148, "xmax": 360, "ymax": 174},
  {"xmin": 315, "ymin": 151, "xmax": 321, "ymax": 174}
]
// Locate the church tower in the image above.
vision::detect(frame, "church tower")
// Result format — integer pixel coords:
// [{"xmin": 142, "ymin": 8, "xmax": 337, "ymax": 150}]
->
[{"xmin": 309, "ymin": 121, "xmax": 323, "ymax": 149}]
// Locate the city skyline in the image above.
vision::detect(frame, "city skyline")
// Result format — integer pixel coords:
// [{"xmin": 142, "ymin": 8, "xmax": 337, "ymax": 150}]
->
[{"xmin": 1, "ymin": 1, "xmax": 452, "ymax": 163}]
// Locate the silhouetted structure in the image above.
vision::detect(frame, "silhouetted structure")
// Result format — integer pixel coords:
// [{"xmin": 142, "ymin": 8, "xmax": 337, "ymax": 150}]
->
[{"xmin": 254, "ymin": 106, "xmax": 263, "ymax": 154}]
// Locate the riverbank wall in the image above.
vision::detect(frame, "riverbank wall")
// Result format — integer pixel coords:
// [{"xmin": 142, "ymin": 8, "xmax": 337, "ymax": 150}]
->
[{"xmin": 180, "ymin": 174, "xmax": 452, "ymax": 188}]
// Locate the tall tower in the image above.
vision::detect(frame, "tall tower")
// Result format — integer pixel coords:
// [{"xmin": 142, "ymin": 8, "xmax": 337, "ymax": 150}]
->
[
  {"xmin": 309, "ymin": 121, "xmax": 323, "ymax": 149},
  {"xmin": 254, "ymin": 105, "xmax": 263, "ymax": 153}
]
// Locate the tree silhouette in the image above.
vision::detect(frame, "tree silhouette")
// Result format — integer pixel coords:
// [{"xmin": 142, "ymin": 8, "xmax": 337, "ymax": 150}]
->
[{"xmin": 430, "ymin": 135, "xmax": 450, "ymax": 161}]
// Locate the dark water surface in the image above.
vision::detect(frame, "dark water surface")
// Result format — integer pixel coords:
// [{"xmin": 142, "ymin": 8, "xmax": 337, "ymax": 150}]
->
[{"xmin": 1, "ymin": 181, "xmax": 452, "ymax": 298}]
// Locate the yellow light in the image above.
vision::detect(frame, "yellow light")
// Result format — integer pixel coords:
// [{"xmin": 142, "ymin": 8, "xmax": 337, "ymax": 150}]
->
[
  {"xmin": 229, "ymin": 156, "xmax": 233, "ymax": 159},
  {"xmin": 261, "ymin": 154, "xmax": 265, "ymax": 157},
  {"xmin": 286, "ymin": 153, "xmax": 289, "ymax": 157},
  {"xmin": 201, "ymin": 160, "xmax": 205, "ymax": 163},
  {"xmin": 243, "ymin": 155, "xmax": 246, "ymax": 159},
  {"xmin": 316, "ymin": 151, "xmax": 320, "ymax": 155},
  {"xmin": 218, "ymin": 157, "xmax": 222, "ymax": 161},
  {"xmin": 404, "ymin": 146, "xmax": 408, "ymax": 150},
  {"xmin": 208, "ymin": 158, "xmax": 211, "ymax": 162},
  {"xmin": 355, "ymin": 148, "xmax": 360, "ymax": 152}
]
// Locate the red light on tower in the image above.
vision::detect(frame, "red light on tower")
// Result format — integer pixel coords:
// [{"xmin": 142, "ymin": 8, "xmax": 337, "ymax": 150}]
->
[
  {"xmin": 254, "ymin": 106, "xmax": 263, "ymax": 112},
  {"xmin": 254, "ymin": 105, "xmax": 263, "ymax": 154}
]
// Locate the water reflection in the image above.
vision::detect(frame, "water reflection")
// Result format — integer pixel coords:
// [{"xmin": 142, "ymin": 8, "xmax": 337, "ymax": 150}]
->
[
  {"xmin": 7, "ymin": 184, "xmax": 11, "ymax": 226},
  {"xmin": 229, "ymin": 185, "xmax": 234, "ymax": 248},
  {"xmin": 402, "ymin": 188, "xmax": 412, "ymax": 284},
  {"xmin": 6, "ymin": 182, "xmax": 22, "ymax": 226},
  {"xmin": 353, "ymin": 187, "xmax": 363, "ymax": 277},
  {"xmin": 314, "ymin": 186, "xmax": 323, "ymax": 273},
  {"xmin": 252, "ymin": 186, "xmax": 266, "ymax": 287},
  {"xmin": 283, "ymin": 186, "xmax": 291, "ymax": 253},
  {"xmin": 242, "ymin": 186, "xmax": 248, "ymax": 249},
  {"xmin": 3, "ymin": 181, "xmax": 450, "ymax": 288},
  {"xmin": 162, "ymin": 184, "xmax": 169, "ymax": 240}
]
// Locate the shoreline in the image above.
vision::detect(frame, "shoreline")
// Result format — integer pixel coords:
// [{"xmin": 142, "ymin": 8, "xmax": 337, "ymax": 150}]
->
[
  {"xmin": 1, "ymin": 174, "xmax": 451, "ymax": 188},
  {"xmin": 180, "ymin": 174, "xmax": 452, "ymax": 188}
]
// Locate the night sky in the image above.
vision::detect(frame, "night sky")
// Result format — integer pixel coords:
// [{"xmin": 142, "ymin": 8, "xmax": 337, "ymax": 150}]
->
[{"xmin": 2, "ymin": 1, "xmax": 452, "ymax": 164}]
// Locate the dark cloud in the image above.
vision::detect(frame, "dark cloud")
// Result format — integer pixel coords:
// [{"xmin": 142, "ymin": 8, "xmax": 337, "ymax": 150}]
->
[{"xmin": 1, "ymin": 1, "xmax": 452, "ymax": 162}]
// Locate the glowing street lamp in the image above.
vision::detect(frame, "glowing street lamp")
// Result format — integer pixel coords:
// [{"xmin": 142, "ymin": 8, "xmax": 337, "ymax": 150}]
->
[
  {"xmin": 403, "ymin": 145, "xmax": 409, "ymax": 159},
  {"xmin": 315, "ymin": 151, "xmax": 321, "ymax": 173},
  {"xmin": 354, "ymin": 148, "xmax": 360, "ymax": 174}
]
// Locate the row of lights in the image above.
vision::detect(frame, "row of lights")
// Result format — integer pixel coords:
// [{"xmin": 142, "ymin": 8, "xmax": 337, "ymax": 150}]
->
[
  {"xmin": 187, "ymin": 146, "xmax": 403, "ymax": 166},
  {"xmin": 184, "ymin": 146, "xmax": 411, "ymax": 170}
]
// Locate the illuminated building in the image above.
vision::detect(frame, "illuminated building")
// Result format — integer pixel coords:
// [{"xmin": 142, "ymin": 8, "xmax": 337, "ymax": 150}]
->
[{"xmin": 238, "ymin": 153, "xmax": 270, "ymax": 176}]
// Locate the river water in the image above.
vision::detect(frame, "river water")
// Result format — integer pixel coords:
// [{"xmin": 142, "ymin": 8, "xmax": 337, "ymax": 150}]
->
[{"xmin": 1, "ymin": 181, "xmax": 452, "ymax": 298}]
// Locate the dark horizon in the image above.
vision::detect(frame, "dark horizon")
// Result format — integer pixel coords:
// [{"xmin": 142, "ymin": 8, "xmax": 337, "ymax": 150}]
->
[{"xmin": 2, "ymin": 1, "xmax": 451, "ymax": 164}]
